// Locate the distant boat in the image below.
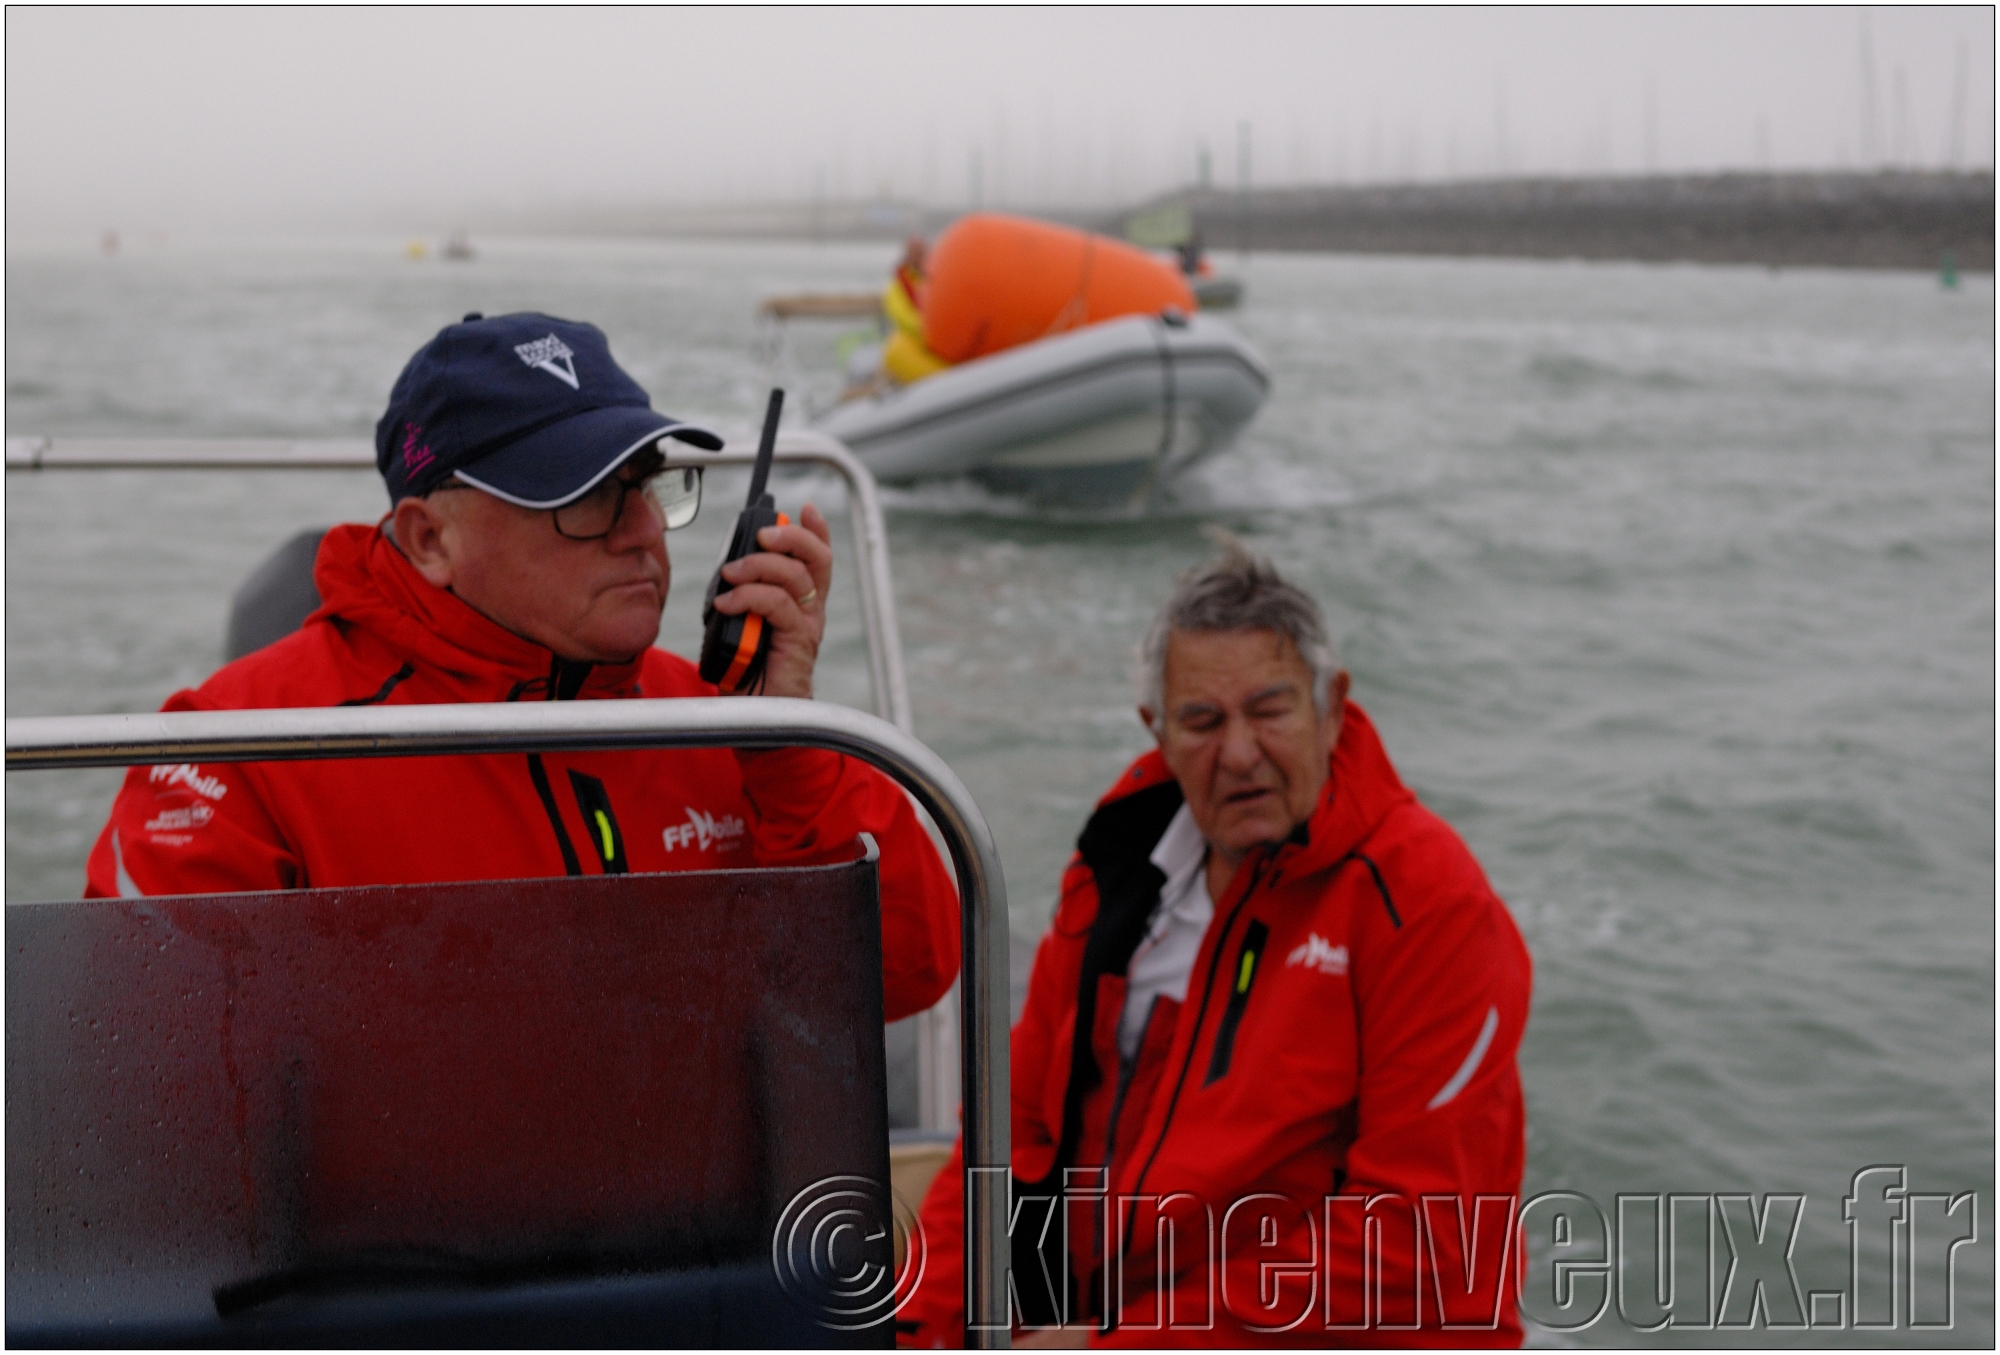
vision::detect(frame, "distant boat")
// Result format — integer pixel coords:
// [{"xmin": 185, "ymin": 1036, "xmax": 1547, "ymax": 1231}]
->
[
  {"xmin": 1191, "ymin": 274, "xmax": 1244, "ymax": 310},
  {"xmin": 818, "ymin": 310, "xmax": 1269, "ymax": 507},
  {"xmin": 1128, "ymin": 203, "xmax": 1245, "ymax": 310},
  {"xmin": 442, "ymin": 233, "xmax": 475, "ymax": 262}
]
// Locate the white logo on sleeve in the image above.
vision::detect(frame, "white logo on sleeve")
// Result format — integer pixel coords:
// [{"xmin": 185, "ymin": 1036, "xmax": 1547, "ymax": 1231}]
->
[
  {"xmin": 1285, "ymin": 932, "xmax": 1349, "ymax": 976},
  {"xmin": 514, "ymin": 335, "xmax": 579, "ymax": 389},
  {"xmin": 662, "ymin": 807, "xmax": 746, "ymax": 853}
]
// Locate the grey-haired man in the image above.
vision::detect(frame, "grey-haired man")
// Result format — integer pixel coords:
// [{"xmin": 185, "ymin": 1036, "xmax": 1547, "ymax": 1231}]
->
[{"xmin": 906, "ymin": 542, "xmax": 1533, "ymax": 1346}]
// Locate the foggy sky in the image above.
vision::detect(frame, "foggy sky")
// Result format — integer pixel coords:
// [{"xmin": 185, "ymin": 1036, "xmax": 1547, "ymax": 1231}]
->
[{"xmin": 7, "ymin": 6, "xmax": 1995, "ymax": 240}]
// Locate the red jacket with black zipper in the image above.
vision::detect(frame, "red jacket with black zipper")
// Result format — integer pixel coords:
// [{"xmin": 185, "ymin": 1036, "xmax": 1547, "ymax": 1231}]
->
[
  {"xmin": 83, "ymin": 521, "xmax": 960, "ymax": 1023},
  {"xmin": 903, "ymin": 701, "xmax": 1531, "ymax": 1346}
]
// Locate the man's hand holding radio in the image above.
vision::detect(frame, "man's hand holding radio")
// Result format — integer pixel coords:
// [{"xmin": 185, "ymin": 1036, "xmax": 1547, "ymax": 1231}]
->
[{"xmin": 706, "ymin": 501, "xmax": 833, "ymax": 699}]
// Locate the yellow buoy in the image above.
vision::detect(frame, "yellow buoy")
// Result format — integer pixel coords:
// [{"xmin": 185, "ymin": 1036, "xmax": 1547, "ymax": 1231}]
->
[{"xmin": 883, "ymin": 329, "xmax": 950, "ymax": 385}]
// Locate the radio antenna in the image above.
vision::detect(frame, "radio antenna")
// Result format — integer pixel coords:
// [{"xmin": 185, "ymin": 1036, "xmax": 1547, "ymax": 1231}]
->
[{"xmin": 747, "ymin": 388, "xmax": 783, "ymax": 504}]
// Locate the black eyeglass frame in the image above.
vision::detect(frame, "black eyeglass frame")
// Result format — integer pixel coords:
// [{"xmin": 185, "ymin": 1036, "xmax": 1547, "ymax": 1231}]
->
[
  {"xmin": 425, "ymin": 455, "xmax": 703, "ymax": 539},
  {"xmin": 551, "ymin": 462, "xmax": 703, "ymax": 540}
]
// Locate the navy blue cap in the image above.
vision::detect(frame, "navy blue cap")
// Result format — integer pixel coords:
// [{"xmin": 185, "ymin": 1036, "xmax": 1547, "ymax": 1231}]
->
[{"xmin": 375, "ymin": 312, "xmax": 723, "ymax": 506}]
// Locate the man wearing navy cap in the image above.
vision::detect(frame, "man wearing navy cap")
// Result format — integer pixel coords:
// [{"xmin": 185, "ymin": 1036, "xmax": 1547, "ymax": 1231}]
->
[
  {"xmin": 376, "ymin": 312, "xmax": 814, "ymax": 685},
  {"xmin": 84, "ymin": 313, "xmax": 961, "ymax": 1023}
]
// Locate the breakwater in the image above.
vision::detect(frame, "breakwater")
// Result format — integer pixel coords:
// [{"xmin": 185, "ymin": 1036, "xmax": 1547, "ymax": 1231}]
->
[
  {"xmin": 527, "ymin": 170, "xmax": 1991, "ymax": 274},
  {"xmin": 1149, "ymin": 170, "xmax": 1993, "ymax": 272}
]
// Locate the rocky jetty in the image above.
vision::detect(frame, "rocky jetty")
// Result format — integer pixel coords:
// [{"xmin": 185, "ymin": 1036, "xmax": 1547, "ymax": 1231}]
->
[
  {"xmin": 1150, "ymin": 171, "xmax": 1992, "ymax": 272},
  {"xmin": 520, "ymin": 170, "xmax": 1991, "ymax": 274}
]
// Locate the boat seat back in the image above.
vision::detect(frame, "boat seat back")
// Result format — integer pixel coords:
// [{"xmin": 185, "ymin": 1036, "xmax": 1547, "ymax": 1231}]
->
[
  {"xmin": 6, "ymin": 857, "xmax": 893, "ymax": 1347},
  {"xmin": 225, "ymin": 527, "xmax": 326, "ymax": 661}
]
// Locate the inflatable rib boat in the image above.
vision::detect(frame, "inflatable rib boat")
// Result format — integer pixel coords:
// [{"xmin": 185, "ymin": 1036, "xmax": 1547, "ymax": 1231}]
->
[
  {"xmin": 821, "ymin": 311, "xmax": 1269, "ymax": 506},
  {"xmin": 819, "ymin": 214, "xmax": 1271, "ymax": 506}
]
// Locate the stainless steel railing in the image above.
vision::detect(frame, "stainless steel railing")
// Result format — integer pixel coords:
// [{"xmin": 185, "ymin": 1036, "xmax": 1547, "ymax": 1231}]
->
[
  {"xmin": 6, "ymin": 697, "xmax": 1013, "ymax": 1347},
  {"xmin": 3, "ymin": 430, "xmax": 912, "ymax": 734},
  {"xmin": 5, "ymin": 428, "xmax": 969, "ymax": 1131}
]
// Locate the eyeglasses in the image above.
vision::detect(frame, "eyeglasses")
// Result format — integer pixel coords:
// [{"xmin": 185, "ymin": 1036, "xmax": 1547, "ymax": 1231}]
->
[
  {"xmin": 424, "ymin": 451, "xmax": 704, "ymax": 538},
  {"xmin": 553, "ymin": 463, "xmax": 703, "ymax": 539}
]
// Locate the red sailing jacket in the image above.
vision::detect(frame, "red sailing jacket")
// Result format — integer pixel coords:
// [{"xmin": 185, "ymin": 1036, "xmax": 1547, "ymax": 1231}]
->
[
  {"xmin": 902, "ymin": 703, "xmax": 1531, "ymax": 1346},
  {"xmin": 83, "ymin": 522, "xmax": 959, "ymax": 1022}
]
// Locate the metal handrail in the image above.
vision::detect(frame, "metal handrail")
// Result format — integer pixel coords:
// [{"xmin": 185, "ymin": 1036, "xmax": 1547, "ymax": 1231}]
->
[
  {"xmin": 3, "ymin": 431, "xmax": 912, "ymax": 735},
  {"xmin": 6, "ymin": 698, "xmax": 1012, "ymax": 1347}
]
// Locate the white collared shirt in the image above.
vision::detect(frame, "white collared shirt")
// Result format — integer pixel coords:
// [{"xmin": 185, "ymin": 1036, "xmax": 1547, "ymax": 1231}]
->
[{"xmin": 1118, "ymin": 803, "xmax": 1214, "ymax": 1062}]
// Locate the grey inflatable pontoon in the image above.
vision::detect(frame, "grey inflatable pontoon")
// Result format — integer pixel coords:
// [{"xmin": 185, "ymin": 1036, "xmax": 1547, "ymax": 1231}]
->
[{"xmin": 820, "ymin": 311, "xmax": 1270, "ymax": 507}]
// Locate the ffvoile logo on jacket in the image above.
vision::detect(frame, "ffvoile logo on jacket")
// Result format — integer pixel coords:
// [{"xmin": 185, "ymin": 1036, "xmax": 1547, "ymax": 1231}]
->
[{"xmin": 1286, "ymin": 931, "xmax": 1349, "ymax": 976}]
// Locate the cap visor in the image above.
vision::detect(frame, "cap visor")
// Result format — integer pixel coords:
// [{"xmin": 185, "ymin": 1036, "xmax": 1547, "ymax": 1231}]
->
[{"xmin": 454, "ymin": 407, "xmax": 722, "ymax": 508}]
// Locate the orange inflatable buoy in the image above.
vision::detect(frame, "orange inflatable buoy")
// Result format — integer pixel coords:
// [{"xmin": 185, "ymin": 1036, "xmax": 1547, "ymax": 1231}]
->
[{"xmin": 921, "ymin": 214, "xmax": 1197, "ymax": 364}]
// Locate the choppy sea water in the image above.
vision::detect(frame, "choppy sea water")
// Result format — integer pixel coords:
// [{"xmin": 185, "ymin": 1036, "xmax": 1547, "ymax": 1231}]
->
[{"xmin": 6, "ymin": 236, "xmax": 1993, "ymax": 1345}]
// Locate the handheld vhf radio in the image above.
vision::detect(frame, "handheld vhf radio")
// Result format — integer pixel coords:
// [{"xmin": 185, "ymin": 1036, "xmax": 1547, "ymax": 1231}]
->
[{"xmin": 698, "ymin": 388, "xmax": 788, "ymax": 692}]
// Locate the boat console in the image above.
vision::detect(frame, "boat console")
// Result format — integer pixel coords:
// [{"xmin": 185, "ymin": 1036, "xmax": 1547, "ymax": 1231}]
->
[
  {"xmin": 10, "ymin": 858, "xmax": 890, "ymax": 1346},
  {"xmin": 7, "ymin": 624, "xmax": 1013, "ymax": 1347}
]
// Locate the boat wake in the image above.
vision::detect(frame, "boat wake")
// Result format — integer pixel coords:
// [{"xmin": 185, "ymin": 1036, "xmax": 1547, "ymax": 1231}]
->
[
  {"xmin": 869, "ymin": 453, "xmax": 1361, "ymax": 524},
  {"xmin": 1161, "ymin": 453, "xmax": 1361, "ymax": 517}
]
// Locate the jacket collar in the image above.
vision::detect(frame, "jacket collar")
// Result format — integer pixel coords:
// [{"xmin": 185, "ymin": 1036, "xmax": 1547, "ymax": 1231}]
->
[
  {"xmin": 307, "ymin": 522, "xmax": 645, "ymax": 699},
  {"xmin": 1284, "ymin": 701, "xmax": 1414, "ymax": 874}
]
